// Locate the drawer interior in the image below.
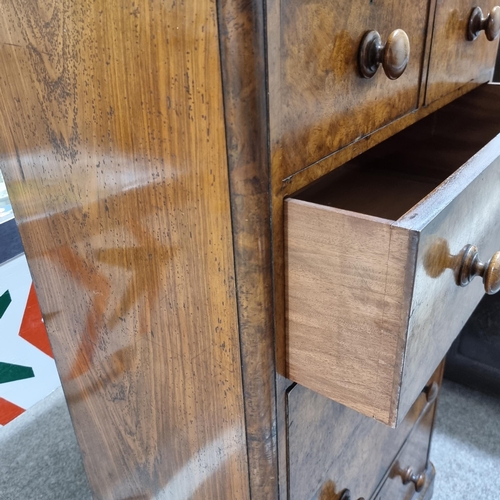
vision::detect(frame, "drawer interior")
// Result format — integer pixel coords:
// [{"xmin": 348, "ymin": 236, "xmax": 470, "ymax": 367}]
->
[{"xmin": 295, "ymin": 83, "xmax": 500, "ymax": 220}]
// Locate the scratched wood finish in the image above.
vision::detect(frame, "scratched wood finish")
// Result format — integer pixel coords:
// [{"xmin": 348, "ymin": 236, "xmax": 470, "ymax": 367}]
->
[
  {"xmin": 287, "ymin": 84, "xmax": 500, "ymax": 425},
  {"xmin": 217, "ymin": 0, "xmax": 278, "ymax": 498},
  {"xmin": 274, "ymin": 0, "xmax": 430, "ymax": 178},
  {"xmin": 0, "ymin": 1, "xmax": 250, "ymax": 499},
  {"xmin": 288, "ymin": 364, "xmax": 443, "ymax": 500},
  {"xmin": 425, "ymin": 0, "xmax": 499, "ymax": 104}
]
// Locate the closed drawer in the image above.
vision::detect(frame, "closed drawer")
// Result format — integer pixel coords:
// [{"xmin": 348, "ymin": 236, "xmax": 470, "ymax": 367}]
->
[
  {"xmin": 278, "ymin": 0, "xmax": 430, "ymax": 178},
  {"xmin": 373, "ymin": 406, "xmax": 436, "ymax": 500},
  {"xmin": 287, "ymin": 364, "xmax": 442, "ymax": 500},
  {"xmin": 426, "ymin": 0, "xmax": 499, "ymax": 104},
  {"xmin": 285, "ymin": 83, "xmax": 500, "ymax": 426}
]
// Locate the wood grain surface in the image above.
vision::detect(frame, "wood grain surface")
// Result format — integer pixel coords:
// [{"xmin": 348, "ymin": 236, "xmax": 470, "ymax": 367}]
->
[
  {"xmin": 0, "ymin": 1, "xmax": 250, "ymax": 499},
  {"xmin": 425, "ymin": 0, "xmax": 499, "ymax": 104},
  {"xmin": 217, "ymin": 0, "xmax": 278, "ymax": 497},
  {"xmin": 264, "ymin": 0, "xmax": 493, "ymax": 491},
  {"xmin": 373, "ymin": 409, "xmax": 436, "ymax": 500},
  {"xmin": 285, "ymin": 199, "xmax": 417, "ymax": 425},
  {"xmin": 288, "ymin": 364, "xmax": 443, "ymax": 500},
  {"xmin": 270, "ymin": 37, "xmax": 483, "ymax": 430},
  {"xmin": 286, "ymin": 84, "xmax": 500, "ymax": 425},
  {"xmin": 273, "ymin": 0, "xmax": 430, "ymax": 177}
]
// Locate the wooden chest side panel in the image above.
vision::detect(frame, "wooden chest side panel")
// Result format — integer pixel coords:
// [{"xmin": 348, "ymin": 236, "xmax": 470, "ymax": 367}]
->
[
  {"xmin": 0, "ymin": 1, "xmax": 250, "ymax": 499},
  {"xmin": 285, "ymin": 199, "xmax": 416, "ymax": 425}
]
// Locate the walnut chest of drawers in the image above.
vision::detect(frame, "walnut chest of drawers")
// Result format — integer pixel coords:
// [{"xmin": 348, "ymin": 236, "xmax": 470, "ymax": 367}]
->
[{"xmin": 0, "ymin": 0, "xmax": 499, "ymax": 499}]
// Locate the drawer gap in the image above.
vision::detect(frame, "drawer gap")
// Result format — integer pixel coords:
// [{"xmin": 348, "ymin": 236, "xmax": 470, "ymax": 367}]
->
[{"xmin": 295, "ymin": 83, "xmax": 500, "ymax": 221}]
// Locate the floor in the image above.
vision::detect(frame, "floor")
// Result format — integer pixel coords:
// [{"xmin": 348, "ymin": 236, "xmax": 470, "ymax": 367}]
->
[
  {"xmin": 0, "ymin": 379, "xmax": 498, "ymax": 499},
  {"xmin": 431, "ymin": 380, "xmax": 500, "ymax": 499}
]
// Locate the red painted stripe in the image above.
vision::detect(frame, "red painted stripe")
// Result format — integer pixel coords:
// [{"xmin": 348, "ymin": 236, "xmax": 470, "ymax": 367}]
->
[
  {"xmin": 19, "ymin": 284, "xmax": 53, "ymax": 358},
  {"xmin": 0, "ymin": 397, "xmax": 25, "ymax": 426}
]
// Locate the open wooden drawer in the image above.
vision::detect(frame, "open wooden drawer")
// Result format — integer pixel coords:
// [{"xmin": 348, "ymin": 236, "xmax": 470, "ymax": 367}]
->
[{"xmin": 285, "ymin": 83, "xmax": 500, "ymax": 426}]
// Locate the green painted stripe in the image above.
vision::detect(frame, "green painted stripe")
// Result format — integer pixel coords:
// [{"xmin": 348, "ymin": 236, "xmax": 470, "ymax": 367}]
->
[
  {"xmin": 0, "ymin": 362, "xmax": 35, "ymax": 384},
  {"xmin": 0, "ymin": 290, "xmax": 11, "ymax": 319}
]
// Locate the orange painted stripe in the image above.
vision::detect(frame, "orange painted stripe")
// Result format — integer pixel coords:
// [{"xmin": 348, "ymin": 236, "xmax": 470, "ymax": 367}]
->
[
  {"xmin": 19, "ymin": 284, "xmax": 53, "ymax": 358},
  {"xmin": 0, "ymin": 397, "xmax": 25, "ymax": 425}
]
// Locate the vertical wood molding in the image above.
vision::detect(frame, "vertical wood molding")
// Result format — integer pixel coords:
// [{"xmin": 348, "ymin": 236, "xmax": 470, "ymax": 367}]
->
[{"xmin": 217, "ymin": 0, "xmax": 279, "ymax": 498}]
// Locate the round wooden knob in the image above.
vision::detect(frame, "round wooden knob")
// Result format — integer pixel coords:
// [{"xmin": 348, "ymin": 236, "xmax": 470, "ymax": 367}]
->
[
  {"xmin": 467, "ymin": 6, "xmax": 500, "ymax": 41},
  {"xmin": 425, "ymin": 381, "xmax": 439, "ymax": 405},
  {"xmin": 402, "ymin": 467, "xmax": 426, "ymax": 492},
  {"xmin": 358, "ymin": 29, "xmax": 410, "ymax": 80},
  {"xmin": 456, "ymin": 245, "xmax": 500, "ymax": 295},
  {"xmin": 339, "ymin": 490, "xmax": 365, "ymax": 500}
]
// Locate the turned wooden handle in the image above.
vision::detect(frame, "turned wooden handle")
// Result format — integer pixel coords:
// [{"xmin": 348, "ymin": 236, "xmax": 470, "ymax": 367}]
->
[
  {"xmin": 339, "ymin": 490, "xmax": 365, "ymax": 500},
  {"xmin": 456, "ymin": 245, "xmax": 500, "ymax": 295},
  {"xmin": 401, "ymin": 466, "xmax": 426, "ymax": 492},
  {"xmin": 467, "ymin": 6, "xmax": 500, "ymax": 41},
  {"xmin": 358, "ymin": 29, "xmax": 410, "ymax": 80},
  {"xmin": 424, "ymin": 381, "xmax": 439, "ymax": 405}
]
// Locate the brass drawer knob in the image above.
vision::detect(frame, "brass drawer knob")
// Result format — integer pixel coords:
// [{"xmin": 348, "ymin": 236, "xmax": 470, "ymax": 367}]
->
[
  {"xmin": 358, "ymin": 29, "xmax": 410, "ymax": 80},
  {"xmin": 467, "ymin": 6, "xmax": 500, "ymax": 41},
  {"xmin": 401, "ymin": 466, "xmax": 426, "ymax": 492},
  {"xmin": 456, "ymin": 245, "xmax": 500, "ymax": 295}
]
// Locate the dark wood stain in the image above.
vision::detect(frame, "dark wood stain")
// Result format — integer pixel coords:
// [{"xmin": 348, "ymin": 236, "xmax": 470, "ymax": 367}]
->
[{"xmin": 217, "ymin": 0, "xmax": 279, "ymax": 498}]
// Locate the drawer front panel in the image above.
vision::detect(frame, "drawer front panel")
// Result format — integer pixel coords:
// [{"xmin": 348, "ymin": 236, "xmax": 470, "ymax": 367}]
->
[
  {"xmin": 374, "ymin": 407, "xmax": 435, "ymax": 500},
  {"xmin": 398, "ymin": 137, "xmax": 500, "ymax": 419},
  {"xmin": 279, "ymin": 0, "xmax": 430, "ymax": 177},
  {"xmin": 426, "ymin": 0, "xmax": 499, "ymax": 104},
  {"xmin": 287, "ymin": 366, "xmax": 442, "ymax": 500}
]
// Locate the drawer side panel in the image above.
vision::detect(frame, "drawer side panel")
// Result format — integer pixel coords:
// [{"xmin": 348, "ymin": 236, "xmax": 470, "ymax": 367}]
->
[{"xmin": 285, "ymin": 199, "xmax": 416, "ymax": 425}]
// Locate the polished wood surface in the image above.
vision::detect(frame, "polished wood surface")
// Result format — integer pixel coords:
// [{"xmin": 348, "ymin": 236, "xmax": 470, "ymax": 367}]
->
[
  {"xmin": 286, "ymin": 84, "xmax": 500, "ymax": 425},
  {"xmin": 454, "ymin": 244, "xmax": 500, "ymax": 294},
  {"xmin": 272, "ymin": 83, "xmax": 493, "ymax": 498},
  {"xmin": 288, "ymin": 364, "xmax": 443, "ymax": 500},
  {"xmin": 394, "ymin": 84, "xmax": 500, "ymax": 419},
  {"xmin": 358, "ymin": 29, "xmax": 411, "ymax": 80},
  {"xmin": 217, "ymin": 0, "xmax": 278, "ymax": 497},
  {"xmin": 273, "ymin": 0, "xmax": 430, "ymax": 177},
  {"xmin": 0, "ymin": 1, "xmax": 250, "ymax": 499},
  {"xmin": 425, "ymin": 0, "xmax": 499, "ymax": 104},
  {"xmin": 467, "ymin": 6, "xmax": 500, "ymax": 40},
  {"xmin": 1, "ymin": 0, "xmax": 497, "ymax": 496}
]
